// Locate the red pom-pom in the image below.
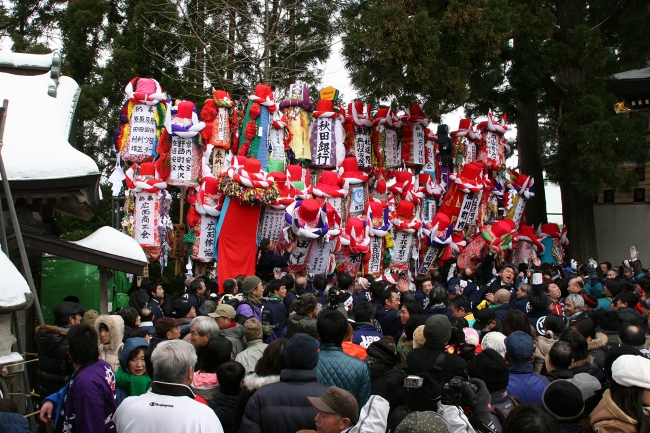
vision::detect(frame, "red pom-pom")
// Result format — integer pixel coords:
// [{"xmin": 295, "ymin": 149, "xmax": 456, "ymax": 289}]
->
[
  {"xmin": 343, "ymin": 123, "xmax": 355, "ymax": 154},
  {"xmin": 239, "ymin": 141, "xmax": 251, "ymax": 156},
  {"xmin": 157, "ymin": 130, "xmax": 171, "ymax": 154},
  {"xmin": 245, "ymin": 121, "xmax": 257, "ymax": 140},
  {"xmin": 186, "ymin": 206, "xmax": 200, "ymax": 228},
  {"xmin": 249, "ymin": 102, "xmax": 261, "ymax": 119},
  {"xmin": 200, "ymin": 99, "xmax": 217, "ymax": 122}
]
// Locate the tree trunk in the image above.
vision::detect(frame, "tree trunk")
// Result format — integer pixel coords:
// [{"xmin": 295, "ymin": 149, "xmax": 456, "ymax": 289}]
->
[
  {"xmin": 559, "ymin": 179, "xmax": 598, "ymax": 263},
  {"xmin": 516, "ymin": 98, "xmax": 548, "ymax": 227}
]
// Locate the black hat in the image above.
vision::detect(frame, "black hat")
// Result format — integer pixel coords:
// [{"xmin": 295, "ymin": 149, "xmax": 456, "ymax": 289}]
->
[
  {"xmin": 285, "ymin": 333, "xmax": 319, "ymax": 370},
  {"xmin": 172, "ymin": 300, "xmax": 192, "ymax": 318},
  {"xmin": 467, "ymin": 348, "xmax": 509, "ymax": 392},
  {"xmin": 472, "ymin": 308, "xmax": 497, "ymax": 330},
  {"xmin": 591, "ymin": 310, "xmax": 621, "ymax": 334},
  {"xmin": 542, "ymin": 380, "xmax": 585, "ymax": 421},
  {"xmin": 53, "ymin": 301, "xmax": 86, "ymax": 320}
]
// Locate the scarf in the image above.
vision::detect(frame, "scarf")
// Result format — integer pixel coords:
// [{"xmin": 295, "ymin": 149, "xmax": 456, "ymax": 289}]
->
[
  {"xmin": 269, "ymin": 294, "xmax": 282, "ymax": 302},
  {"xmin": 246, "ymin": 295, "xmax": 263, "ymax": 307},
  {"xmin": 115, "ymin": 368, "xmax": 151, "ymax": 397}
]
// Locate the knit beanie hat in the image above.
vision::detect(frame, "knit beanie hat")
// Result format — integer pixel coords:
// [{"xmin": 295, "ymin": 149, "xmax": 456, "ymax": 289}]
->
[
  {"xmin": 242, "ymin": 276, "xmax": 262, "ymax": 296},
  {"xmin": 243, "ymin": 318, "xmax": 263, "ymax": 340},
  {"xmin": 582, "ymin": 294, "xmax": 598, "ymax": 309},
  {"xmin": 467, "ymin": 349, "xmax": 509, "ymax": 392},
  {"xmin": 424, "ymin": 315, "xmax": 452, "ymax": 347},
  {"xmin": 542, "ymin": 380, "xmax": 585, "ymax": 421},
  {"xmin": 285, "ymin": 333, "xmax": 319, "ymax": 370},
  {"xmin": 480, "ymin": 332, "xmax": 506, "ymax": 357},
  {"xmin": 82, "ymin": 309, "xmax": 99, "ymax": 326},
  {"xmin": 395, "ymin": 411, "xmax": 451, "ymax": 433}
]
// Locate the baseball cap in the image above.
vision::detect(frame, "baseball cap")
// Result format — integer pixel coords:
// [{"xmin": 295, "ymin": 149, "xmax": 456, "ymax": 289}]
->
[
  {"xmin": 155, "ymin": 317, "xmax": 184, "ymax": 338},
  {"xmin": 505, "ymin": 330, "xmax": 534, "ymax": 361},
  {"xmin": 307, "ymin": 386, "xmax": 359, "ymax": 424},
  {"xmin": 53, "ymin": 301, "xmax": 86, "ymax": 320},
  {"xmin": 472, "ymin": 308, "xmax": 497, "ymax": 331},
  {"xmin": 208, "ymin": 304, "xmax": 236, "ymax": 319}
]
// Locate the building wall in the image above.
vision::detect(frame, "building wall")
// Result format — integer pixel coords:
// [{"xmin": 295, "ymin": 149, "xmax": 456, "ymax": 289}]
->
[{"xmin": 594, "ymin": 203, "xmax": 649, "ymax": 265}]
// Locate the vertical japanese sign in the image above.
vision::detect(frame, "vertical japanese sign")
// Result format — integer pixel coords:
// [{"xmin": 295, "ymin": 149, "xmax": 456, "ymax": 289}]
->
[
  {"xmin": 423, "ymin": 139, "xmax": 436, "ymax": 173},
  {"xmin": 210, "ymin": 108, "xmax": 229, "ymax": 145},
  {"xmin": 486, "ymin": 132, "xmax": 499, "ymax": 163},
  {"xmin": 260, "ymin": 208, "xmax": 285, "ymax": 243},
  {"xmin": 385, "ymin": 129, "xmax": 400, "ymax": 167},
  {"xmin": 134, "ymin": 192, "xmax": 158, "ymax": 246},
  {"xmin": 368, "ymin": 237, "xmax": 383, "ymax": 274},
  {"xmin": 197, "ymin": 216, "xmax": 217, "ymax": 261},
  {"xmin": 412, "ymin": 124, "xmax": 425, "ymax": 165},
  {"xmin": 268, "ymin": 127, "xmax": 286, "ymax": 162},
  {"xmin": 419, "ymin": 246, "xmax": 439, "ymax": 274},
  {"xmin": 390, "ymin": 231, "xmax": 413, "ymax": 263},
  {"xmin": 454, "ymin": 192, "xmax": 476, "ymax": 231},
  {"xmin": 289, "ymin": 237, "xmax": 312, "ymax": 266},
  {"xmin": 464, "ymin": 138, "xmax": 476, "ymax": 163},
  {"xmin": 128, "ymin": 105, "xmax": 156, "ymax": 156},
  {"xmin": 315, "ymin": 118, "xmax": 333, "ymax": 166},
  {"xmin": 307, "ymin": 241, "xmax": 332, "ymax": 274},
  {"xmin": 170, "ymin": 137, "xmax": 194, "ymax": 181},
  {"xmin": 354, "ymin": 126, "xmax": 372, "ymax": 169},
  {"xmin": 212, "ymin": 148, "xmax": 226, "ymax": 176}
]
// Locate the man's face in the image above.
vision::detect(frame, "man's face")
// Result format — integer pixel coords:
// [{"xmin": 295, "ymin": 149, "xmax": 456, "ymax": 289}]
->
[
  {"xmin": 197, "ymin": 282, "xmax": 206, "ymax": 296},
  {"xmin": 155, "ymin": 285, "xmax": 164, "ymax": 298},
  {"xmin": 399, "ymin": 305, "xmax": 411, "ymax": 325},
  {"xmin": 615, "ymin": 299, "xmax": 627, "ymax": 310},
  {"xmin": 568, "ymin": 278, "xmax": 582, "ymax": 294},
  {"xmin": 314, "ymin": 411, "xmax": 348, "ymax": 433},
  {"xmin": 450, "ymin": 305, "xmax": 465, "ymax": 318},
  {"xmin": 500, "ymin": 267, "xmax": 515, "ymax": 285},
  {"xmin": 386, "ymin": 292, "xmax": 400, "ymax": 310},
  {"xmin": 274, "ymin": 285, "xmax": 287, "ymax": 298},
  {"xmin": 167, "ymin": 326, "xmax": 181, "ymax": 340},
  {"xmin": 69, "ymin": 314, "xmax": 83, "ymax": 326},
  {"xmin": 516, "ymin": 287, "xmax": 526, "ymax": 299},
  {"xmin": 565, "ymin": 300, "xmax": 579, "ymax": 316},
  {"xmin": 215, "ymin": 316, "xmax": 231, "ymax": 329},
  {"xmin": 547, "ymin": 283, "xmax": 561, "ymax": 300},
  {"xmin": 188, "ymin": 306, "xmax": 197, "ymax": 318},
  {"xmin": 189, "ymin": 324, "xmax": 209, "ymax": 348},
  {"xmin": 252, "ymin": 282, "xmax": 264, "ymax": 298},
  {"xmin": 606, "ymin": 270, "xmax": 617, "ymax": 280},
  {"xmin": 421, "ymin": 281, "xmax": 433, "ymax": 295}
]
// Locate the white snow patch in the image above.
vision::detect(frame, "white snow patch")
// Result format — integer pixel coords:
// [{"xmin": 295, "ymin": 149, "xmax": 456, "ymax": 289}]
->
[
  {"xmin": 0, "ymin": 71, "xmax": 99, "ymax": 180},
  {"xmin": 0, "ymin": 52, "xmax": 56, "ymax": 69},
  {"xmin": 71, "ymin": 226, "xmax": 147, "ymax": 263},
  {"xmin": 0, "ymin": 250, "xmax": 31, "ymax": 308}
]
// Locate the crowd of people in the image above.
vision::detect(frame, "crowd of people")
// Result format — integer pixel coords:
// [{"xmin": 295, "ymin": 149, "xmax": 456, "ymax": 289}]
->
[{"xmin": 2, "ymin": 245, "xmax": 650, "ymax": 433}]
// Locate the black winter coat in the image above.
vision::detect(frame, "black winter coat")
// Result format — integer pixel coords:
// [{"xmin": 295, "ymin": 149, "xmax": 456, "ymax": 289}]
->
[
  {"xmin": 209, "ymin": 391, "xmax": 240, "ymax": 433},
  {"xmin": 239, "ymin": 369, "xmax": 328, "ymax": 433},
  {"xmin": 365, "ymin": 342, "xmax": 404, "ymax": 395},
  {"xmin": 35, "ymin": 325, "xmax": 73, "ymax": 401},
  {"xmin": 406, "ymin": 342, "xmax": 468, "ymax": 386}
]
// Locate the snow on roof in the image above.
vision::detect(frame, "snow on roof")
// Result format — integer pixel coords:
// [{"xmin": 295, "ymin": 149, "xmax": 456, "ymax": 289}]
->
[
  {"xmin": 71, "ymin": 226, "xmax": 147, "ymax": 263},
  {"xmin": 0, "ymin": 51, "xmax": 58, "ymax": 70},
  {"xmin": 612, "ymin": 67, "xmax": 650, "ymax": 81},
  {"xmin": 0, "ymin": 250, "xmax": 32, "ymax": 309},
  {"xmin": 0, "ymin": 69, "xmax": 99, "ymax": 181}
]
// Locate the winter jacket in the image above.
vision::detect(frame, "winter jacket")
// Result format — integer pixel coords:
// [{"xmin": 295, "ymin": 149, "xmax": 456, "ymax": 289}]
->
[
  {"xmin": 235, "ymin": 299, "xmax": 263, "ymax": 324},
  {"xmin": 235, "ymin": 339, "xmax": 268, "ymax": 373},
  {"xmin": 129, "ymin": 288, "xmax": 149, "ymax": 311},
  {"xmin": 491, "ymin": 304, "xmax": 512, "ymax": 324},
  {"xmin": 185, "ymin": 292, "xmax": 205, "ymax": 312},
  {"xmin": 283, "ymin": 290, "xmax": 298, "ymax": 313},
  {"xmin": 506, "ymin": 362, "xmax": 550, "ymax": 406},
  {"xmin": 365, "ymin": 341, "xmax": 404, "ymax": 395},
  {"xmin": 138, "ymin": 322, "xmax": 155, "ymax": 338},
  {"xmin": 286, "ymin": 313, "xmax": 319, "ymax": 341},
  {"xmin": 315, "ymin": 344, "xmax": 372, "ymax": 406},
  {"xmin": 528, "ymin": 309, "xmax": 552, "ymax": 335},
  {"xmin": 114, "ymin": 382, "xmax": 223, "ymax": 433},
  {"xmin": 406, "ymin": 342, "xmax": 468, "ymax": 386},
  {"xmin": 375, "ymin": 308, "xmax": 402, "ymax": 340},
  {"xmin": 35, "ymin": 325, "xmax": 73, "ymax": 401},
  {"xmin": 177, "ymin": 318, "xmax": 192, "ymax": 339},
  {"xmin": 191, "ymin": 371, "xmax": 220, "ymax": 400},
  {"xmin": 219, "ymin": 323, "xmax": 247, "ymax": 357},
  {"xmin": 353, "ymin": 322, "xmax": 383, "ymax": 348},
  {"xmin": 590, "ymin": 389, "xmax": 638, "ymax": 433},
  {"xmin": 145, "ymin": 297, "xmax": 164, "ymax": 323},
  {"xmin": 256, "ymin": 249, "xmax": 289, "ymax": 282},
  {"xmin": 232, "ymin": 373, "xmax": 280, "ymax": 433},
  {"xmin": 95, "ymin": 315, "xmax": 125, "ymax": 372},
  {"xmin": 0, "ymin": 413, "xmax": 30, "ymax": 433},
  {"xmin": 342, "ymin": 341, "xmax": 367, "ymax": 360},
  {"xmin": 534, "ymin": 333, "xmax": 559, "ymax": 373},
  {"xmin": 545, "ymin": 368, "xmax": 574, "ymax": 381},
  {"xmin": 617, "ymin": 307, "xmax": 647, "ymax": 330},
  {"xmin": 569, "ymin": 355, "xmax": 596, "ymax": 376},
  {"xmin": 43, "ymin": 359, "xmax": 117, "ymax": 433},
  {"xmin": 209, "ymin": 390, "xmax": 240, "ymax": 433},
  {"xmin": 414, "ymin": 289, "xmax": 428, "ymax": 310},
  {"xmin": 262, "ymin": 297, "xmax": 288, "ymax": 342},
  {"xmin": 239, "ymin": 369, "xmax": 328, "ymax": 433},
  {"xmin": 588, "ymin": 332, "xmax": 609, "ymax": 371},
  {"xmin": 422, "ymin": 306, "xmax": 454, "ymax": 322}
]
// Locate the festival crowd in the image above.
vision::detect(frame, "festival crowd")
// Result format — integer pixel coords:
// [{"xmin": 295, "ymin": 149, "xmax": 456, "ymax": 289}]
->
[{"xmin": 2, "ymin": 245, "xmax": 650, "ymax": 433}]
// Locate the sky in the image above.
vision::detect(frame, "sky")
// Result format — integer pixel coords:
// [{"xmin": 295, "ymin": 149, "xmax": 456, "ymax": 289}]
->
[{"xmin": 321, "ymin": 39, "xmax": 563, "ymax": 224}]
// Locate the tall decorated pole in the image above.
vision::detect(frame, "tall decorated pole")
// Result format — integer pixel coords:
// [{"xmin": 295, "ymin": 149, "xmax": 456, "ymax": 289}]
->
[
  {"xmin": 310, "ymin": 87, "xmax": 345, "ymax": 169},
  {"xmin": 200, "ymin": 90, "xmax": 238, "ymax": 176},
  {"xmin": 237, "ymin": 85, "xmax": 277, "ymax": 171},
  {"xmin": 280, "ymin": 83, "xmax": 314, "ymax": 163}
]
